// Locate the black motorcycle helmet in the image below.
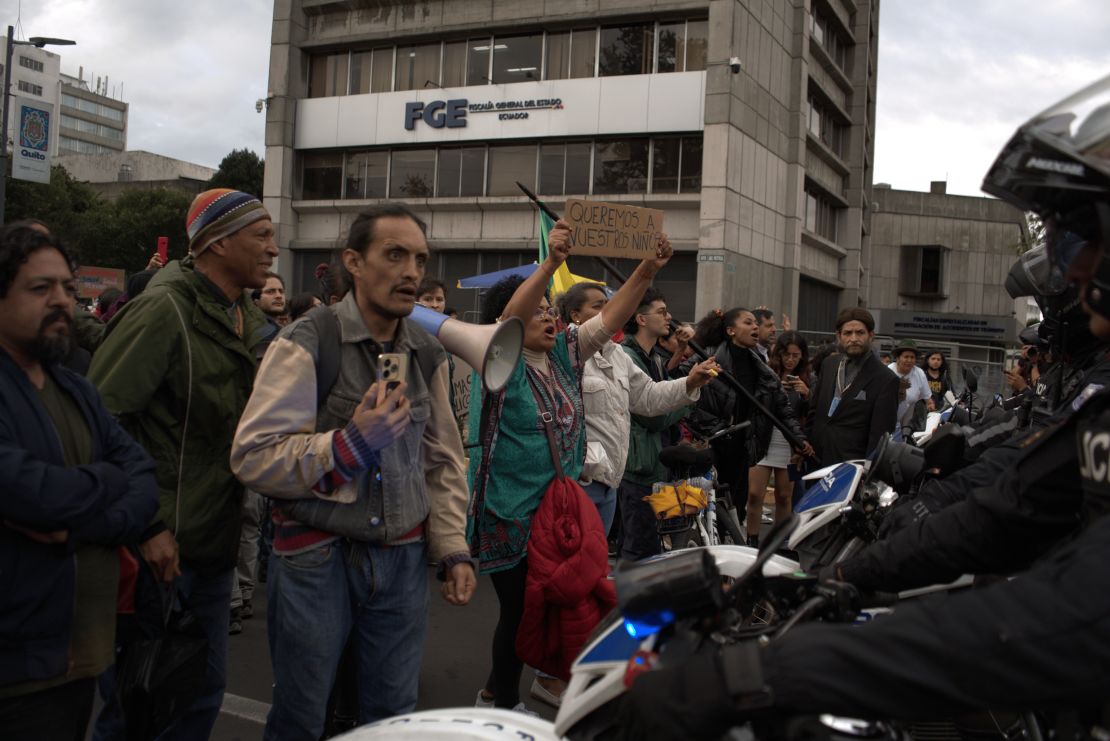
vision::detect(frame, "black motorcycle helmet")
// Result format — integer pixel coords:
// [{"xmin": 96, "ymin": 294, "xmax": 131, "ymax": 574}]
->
[
  {"xmin": 1005, "ymin": 242, "xmax": 1095, "ymax": 355},
  {"xmin": 983, "ymin": 74, "xmax": 1110, "ymax": 318}
]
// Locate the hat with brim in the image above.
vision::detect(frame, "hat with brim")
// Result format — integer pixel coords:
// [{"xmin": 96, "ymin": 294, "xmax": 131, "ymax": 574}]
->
[
  {"xmin": 892, "ymin": 338, "xmax": 919, "ymax": 357},
  {"xmin": 186, "ymin": 189, "xmax": 269, "ymax": 257}
]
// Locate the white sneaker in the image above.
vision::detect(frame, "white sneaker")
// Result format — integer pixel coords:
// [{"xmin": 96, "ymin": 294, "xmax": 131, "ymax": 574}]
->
[
  {"xmin": 475, "ymin": 689, "xmax": 495, "ymax": 708},
  {"xmin": 512, "ymin": 702, "xmax": 540, "ymax": 717}
]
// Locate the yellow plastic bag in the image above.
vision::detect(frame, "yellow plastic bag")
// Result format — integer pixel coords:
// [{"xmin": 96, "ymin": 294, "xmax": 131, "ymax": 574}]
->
[{"xmin": 644, "ymin": 481, "xmax": 709, "ymax": 519}]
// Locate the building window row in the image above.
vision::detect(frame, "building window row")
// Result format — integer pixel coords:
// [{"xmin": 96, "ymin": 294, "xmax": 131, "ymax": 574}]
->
[
  {"xmin": 19, "ymin": 55, "xmax": 44, "ymax": 73},
  {"xmin": 17, "ymin": 80, "xmax": 43, "ymax": 96},
  {"xmin": 308, "ymin": 18, "xmax": 708, "ymax": 98},
  {"xmin": 59, "ymin": 136, "xmax": 117, "ymax": 155},
  {"xmin": 61, "ymin": 92, "xmax": 126, "ymax": 122},
  {"xmin": 804, "ymin": 185, "xmax": 840, "ymax": 243},
  {"xmin": 807, "ymin": 95, "xmax": 847, "ymax": 157},
  {"xmin": 299, "ymin": 135, "xmax": 703, "ymax": 201},
  {"xmin": 810, "ymin": 10, "xmax": 850, "ymax": 72},
  {"xmin": 60, "ymin": 114, "xmax": 124, "ymax": 141}
]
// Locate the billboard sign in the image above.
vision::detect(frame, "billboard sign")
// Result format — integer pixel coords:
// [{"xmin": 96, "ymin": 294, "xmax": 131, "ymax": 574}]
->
[{"xmin": 13, "ymin": 96, "xmax": 53, "ymax": 184}]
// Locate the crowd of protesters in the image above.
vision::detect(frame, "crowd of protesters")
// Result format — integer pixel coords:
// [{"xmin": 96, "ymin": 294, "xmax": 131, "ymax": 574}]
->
[{"xmin": 1, "ymin": 189, "xmax": 971, "ymax": 740}]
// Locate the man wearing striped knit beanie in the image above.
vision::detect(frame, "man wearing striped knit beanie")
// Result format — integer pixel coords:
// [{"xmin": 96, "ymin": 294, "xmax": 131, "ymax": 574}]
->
[{"xmin": 88, "ymin": 189, "xmax": 278, "ymax": 739}]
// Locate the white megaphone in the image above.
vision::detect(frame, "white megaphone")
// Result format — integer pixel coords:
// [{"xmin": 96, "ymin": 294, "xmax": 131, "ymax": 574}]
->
[{"xmin": 408, "ymin": 304, "xmax": 524, "ymax": 392}]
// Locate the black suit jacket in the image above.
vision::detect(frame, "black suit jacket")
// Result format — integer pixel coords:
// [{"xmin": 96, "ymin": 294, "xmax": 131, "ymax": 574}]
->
[{"xmin": 808, "ymin": 351, "xmax": 899, "ymax": 467}]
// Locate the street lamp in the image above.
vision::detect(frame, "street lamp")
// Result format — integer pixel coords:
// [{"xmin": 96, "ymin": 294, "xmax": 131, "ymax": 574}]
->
[{"xmin": 0, "ymin": 25, "xmax": 76, "ymax": 224}]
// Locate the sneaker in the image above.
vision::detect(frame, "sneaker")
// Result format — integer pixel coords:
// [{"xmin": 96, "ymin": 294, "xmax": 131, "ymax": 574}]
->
[
  {"xmin": 511, "ymin": 702, "xmax": 540, "ymax": 717},
  {"xmin": 475, "ymin": 689, "xmax": 495, "ymax": 709},
  {"xmin": 229, "ymin": 607, "xmax": 243, "ymax": 635},
  {"xmin": 241, "ymin": 599, "xmax": 253, "ymax": 619},
  {"xmin": 530, "ymin": 676, "xmax": 565, "ymax": 708}
]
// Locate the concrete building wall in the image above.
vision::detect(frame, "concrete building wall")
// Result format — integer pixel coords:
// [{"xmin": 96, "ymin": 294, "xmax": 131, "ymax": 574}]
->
[
  {"xmin": 866, "ymin": 184, "xmax": 1028, "ymax": 345},
  {"xmin": 55, "ymin": 150, "xmax": 215, "ymax": 184}
]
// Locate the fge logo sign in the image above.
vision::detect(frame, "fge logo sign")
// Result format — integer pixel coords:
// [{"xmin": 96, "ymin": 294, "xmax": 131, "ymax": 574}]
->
[{"xmin": 404, "ymin": 99, "xmax": 467, "ymax": 131}]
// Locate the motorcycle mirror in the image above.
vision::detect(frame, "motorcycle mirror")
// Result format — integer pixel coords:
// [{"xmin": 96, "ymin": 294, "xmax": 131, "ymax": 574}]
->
[
  {"xmin": 962, "ymin": 367, "xmax": 979, "ymax": 393},
  {"xmin": 870, "ymin": 434, "xmax": 926, "ymax": 494},
  {"xmin": 922, "ymin": 423, "xmax": 966, "ymax": 475}
]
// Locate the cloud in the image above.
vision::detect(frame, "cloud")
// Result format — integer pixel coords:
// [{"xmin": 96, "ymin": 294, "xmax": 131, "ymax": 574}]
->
[
  {"xmin": 873, "ymin": 0, "xmax": 1110, "ymax": 195},
  {"xmin": 12, "ymin": 0, "xmax": 271, "ymax": 167}
]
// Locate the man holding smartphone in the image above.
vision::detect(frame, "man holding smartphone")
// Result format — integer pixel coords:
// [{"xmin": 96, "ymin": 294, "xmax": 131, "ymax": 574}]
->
[{"xmin": 231, "ymin": 204, "xmax": 474, "ymax": 739}]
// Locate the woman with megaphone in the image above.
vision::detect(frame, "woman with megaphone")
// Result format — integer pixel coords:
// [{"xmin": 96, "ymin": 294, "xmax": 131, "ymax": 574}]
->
[{"xmin": 467, "ymin": 219, "xmax": 720, "ymax": 715}]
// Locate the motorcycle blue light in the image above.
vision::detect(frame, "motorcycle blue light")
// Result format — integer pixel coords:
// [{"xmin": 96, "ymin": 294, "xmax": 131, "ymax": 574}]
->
[{"xmin": 624, "ymin": 610, "xmax": 675, "ymax": 639}]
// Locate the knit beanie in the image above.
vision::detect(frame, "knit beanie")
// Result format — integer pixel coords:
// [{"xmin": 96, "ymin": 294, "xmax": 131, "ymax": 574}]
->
[{"xmin": 186, "ymin": 189, "xmax": 269, "ymax": 257}]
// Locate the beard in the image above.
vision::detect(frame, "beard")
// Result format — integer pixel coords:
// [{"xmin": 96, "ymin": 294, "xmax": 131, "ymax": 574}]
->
[{"xmin": 31, "ymin": 310, "xmax": 74, "ymax": 365}]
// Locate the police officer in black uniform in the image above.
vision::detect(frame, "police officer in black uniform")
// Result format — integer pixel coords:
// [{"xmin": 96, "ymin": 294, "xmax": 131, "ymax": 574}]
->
[{"xmin": 616, "ymin": 75, "xmax": 1110, "ymax": 740}]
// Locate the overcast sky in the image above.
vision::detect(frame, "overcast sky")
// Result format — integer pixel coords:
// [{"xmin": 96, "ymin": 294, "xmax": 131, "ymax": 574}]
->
[{"xmin": 6, "ymin": 0, "xmax": 1110, "ymax": 194}]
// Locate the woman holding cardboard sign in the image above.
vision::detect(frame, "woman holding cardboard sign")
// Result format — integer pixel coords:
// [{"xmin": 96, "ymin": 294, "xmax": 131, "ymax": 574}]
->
[{"xmin": 467, "ymin": 218, "xmax": 718, "ymax": 713}]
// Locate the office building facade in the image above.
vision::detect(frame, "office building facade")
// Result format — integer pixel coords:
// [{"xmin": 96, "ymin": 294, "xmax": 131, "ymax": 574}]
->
[{"xmin": 265, "ymin": 0, "xmax": 880, "ymax": 324}]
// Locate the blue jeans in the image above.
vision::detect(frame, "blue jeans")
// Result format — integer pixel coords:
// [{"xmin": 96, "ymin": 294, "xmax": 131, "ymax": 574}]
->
[
  {"xmin": 582, "ymin": 480, "xmax": 618, "ymax": 537},
  {"xmin": 264, "ymin": 540, "xmax": 429, "ymax": 741}
]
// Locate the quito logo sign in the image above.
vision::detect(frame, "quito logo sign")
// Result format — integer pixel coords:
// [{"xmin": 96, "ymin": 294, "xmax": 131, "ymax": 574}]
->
[{"xmin": 404, "ymin": 97, "xmax": 564, "ymax": 130}]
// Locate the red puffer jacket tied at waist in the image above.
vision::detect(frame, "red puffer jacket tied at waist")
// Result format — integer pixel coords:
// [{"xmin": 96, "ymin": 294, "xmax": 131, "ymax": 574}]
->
[{"xmin": 515, "ymin": 476, "xmax": 617, "ymax": 680}]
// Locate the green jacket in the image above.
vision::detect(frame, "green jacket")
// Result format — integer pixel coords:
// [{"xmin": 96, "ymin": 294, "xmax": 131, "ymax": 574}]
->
[
  {"xmin": 621, "ymin": 336, "xmax": 688, "ymax": 486},
  {"xmin": 88, "ymin": 259, "xmax": 267, "ymax": 571}
]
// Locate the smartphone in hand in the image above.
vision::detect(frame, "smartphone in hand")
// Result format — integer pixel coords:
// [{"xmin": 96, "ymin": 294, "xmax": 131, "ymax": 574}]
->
[{"xmin": 377, "ymin": 353, "xmax": 409, "ymax": 396}]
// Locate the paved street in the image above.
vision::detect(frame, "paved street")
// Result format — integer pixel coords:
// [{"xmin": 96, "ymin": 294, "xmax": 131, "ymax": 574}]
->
[{"xmin": 210, "ymin": 567, "xmax": 558, "ymax": 740}]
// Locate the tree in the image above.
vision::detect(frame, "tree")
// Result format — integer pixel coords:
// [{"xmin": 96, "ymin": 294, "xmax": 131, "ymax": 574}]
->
[{"xmin": 207, "ymin": 148, "xmax": 264, "ymax": 197}]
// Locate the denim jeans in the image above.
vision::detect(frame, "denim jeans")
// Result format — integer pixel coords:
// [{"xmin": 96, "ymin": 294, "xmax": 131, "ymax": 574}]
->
[
  {"xmin": 263, "ymin": 540, "xmax": 429, "ymax": 741},
  {"xmin": 582, "ymin": 480, "xmax": 618, "ymax": 537},
  {"xmin": 618, "ymin": 480, "xmax": 661, "ymax": 562}
]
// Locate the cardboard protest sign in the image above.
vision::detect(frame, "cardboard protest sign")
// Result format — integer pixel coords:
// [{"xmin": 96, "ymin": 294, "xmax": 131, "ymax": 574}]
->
[
  {"xmin": 450, "ymin": 355, "xmax": 473, "ymax": 445},
  {"xmin": 563, "ymin": 199, "xmax": 664, "ymax": 259}
]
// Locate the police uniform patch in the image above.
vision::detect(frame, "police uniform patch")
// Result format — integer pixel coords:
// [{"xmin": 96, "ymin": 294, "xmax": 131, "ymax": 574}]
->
[{"xmin": 1072, "ymin": 383, "xmax": 1105, "ymax": 411}]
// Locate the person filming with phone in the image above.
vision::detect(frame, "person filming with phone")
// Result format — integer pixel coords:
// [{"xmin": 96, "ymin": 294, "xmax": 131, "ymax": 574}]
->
[{"xmin": 230, "ymin": 204, "xmax": 475, "ymax": 739}]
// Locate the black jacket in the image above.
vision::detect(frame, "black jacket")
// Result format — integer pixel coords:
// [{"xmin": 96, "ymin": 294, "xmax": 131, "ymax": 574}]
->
[
  {"xmin": 683, "ymin": 342, "xmax": 806, "ymax": 462},
  {"xmin": 0, "ymin": 348, "xmax": 158, "ymax": 685},
  {"xmin": 807, "ymin": 352, "xmax": 899, "ymax": 467},
  {"xmin": 840, "ymin": 356, "xmax": 1110, "ymax": 593}
]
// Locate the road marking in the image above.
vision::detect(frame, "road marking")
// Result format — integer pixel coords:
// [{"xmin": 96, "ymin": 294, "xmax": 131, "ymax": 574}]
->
[{"xmin": 221, "ymin": 693, "xmax": 271, "ymax": 724}]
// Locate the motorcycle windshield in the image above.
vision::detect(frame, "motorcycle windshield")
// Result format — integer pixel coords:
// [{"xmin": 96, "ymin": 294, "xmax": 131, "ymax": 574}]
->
[{"xmin": 795, "ymin": 463, "xmax": 857, "ymax": 513}]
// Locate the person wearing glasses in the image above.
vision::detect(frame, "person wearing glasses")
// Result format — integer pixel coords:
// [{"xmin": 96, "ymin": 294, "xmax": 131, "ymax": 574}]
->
[{"xmin": 468, "ymin": 220, "xmax": 689, "ymax": 715}]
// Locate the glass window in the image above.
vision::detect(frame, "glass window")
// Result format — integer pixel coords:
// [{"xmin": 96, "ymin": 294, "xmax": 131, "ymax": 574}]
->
[
  {"xmin": 487, "ymin": 144, "xmax": 537, "ymax": 196},
  {"xmin": 570, "ymin": 28, "xmax": 597, "ymax": 78},
  {"xmin": 467, "ymin": 37, "xmax": 493, "ymax": 85},
  {"xmin": 308, "ymin": 53, "xmax": 349, "ymax": 97},
  {"xmin": 391, "ymin": 149, "xmax": 436, "ymax": 198},
  {"xmin": 565, "ymin": 142, "xmax": 592, "ymax": 194},
  {"xmin": 442, "ymin": 41, "xmax": 468, "ymax": 88},
  {"xmin": 301, "ymin": 152, "xmax": 344, "ymax": 200},
  {"xmin": 349, "ymin": 51, "xmax": 373, "ymax": 94},
  {"xmin": 545, "ymin": 31, "xmax": 570, "ymax": 80},
  {"xmin": 652, "ymin": 137, "xmax": 680, "ymax": 192},
  {"xmin": 657, "ymin": 21, "xmax": 684, "ymax": 73},
  {"xmin": 371, "ymin": 48, "xmax": 393, "ymax": 92},
  {"xmin": 593, "ymin": 139, "xmax": 649, "ymax": 193},
  {"xmin": 437, "ymin": 147, "xmax": 486, "ymax": 197},
  {"xmin": 395, "ymin": 43, "xmax": 441, "ymax": 91},
  {"xmin": 344, "ymin": 150, "xmax": 388, "ymax": 199},
  {"xmin": 539, "ymin": 143, "xmax": 566, "ymax": 195},
  {"xmin": 680, "ymin": 136, "xmax": 703, "ymax": 192},
  {"xmin": 599, "ymin": 24, "xmax": 653, "ymax": 77},
  {"xmin": 685, "ymin": 20, "xmax": 708, "ymax": 71},
  {"xmin": 493, "ymin": 34, "xmax": 543, "ymax": 84}
]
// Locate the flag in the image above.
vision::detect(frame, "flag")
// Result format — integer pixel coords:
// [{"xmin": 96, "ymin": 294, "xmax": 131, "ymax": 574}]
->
[{"xmin": 536, "ymin": 209, "xmax": 603, "ymax": 296}]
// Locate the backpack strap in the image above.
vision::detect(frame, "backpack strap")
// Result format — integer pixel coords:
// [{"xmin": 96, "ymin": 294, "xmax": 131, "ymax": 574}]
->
[{"xmin": 305, "ymin": 305, "xmax": 342, "ymax": 406}]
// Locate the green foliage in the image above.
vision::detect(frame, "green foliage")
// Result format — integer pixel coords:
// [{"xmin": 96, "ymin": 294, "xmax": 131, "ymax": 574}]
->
[
  {"xmin": 4, "ymin": 165, "xmax": 191, "ymax": 272},
  {"xmin": 207, "ymin": 148, "xmax": 264, "ymax": 197}
]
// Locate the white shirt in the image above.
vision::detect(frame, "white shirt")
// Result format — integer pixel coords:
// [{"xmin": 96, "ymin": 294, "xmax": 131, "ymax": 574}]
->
[{"xmin": 888, "ymin": 362, "xmax": 931, "ymax": 430}]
